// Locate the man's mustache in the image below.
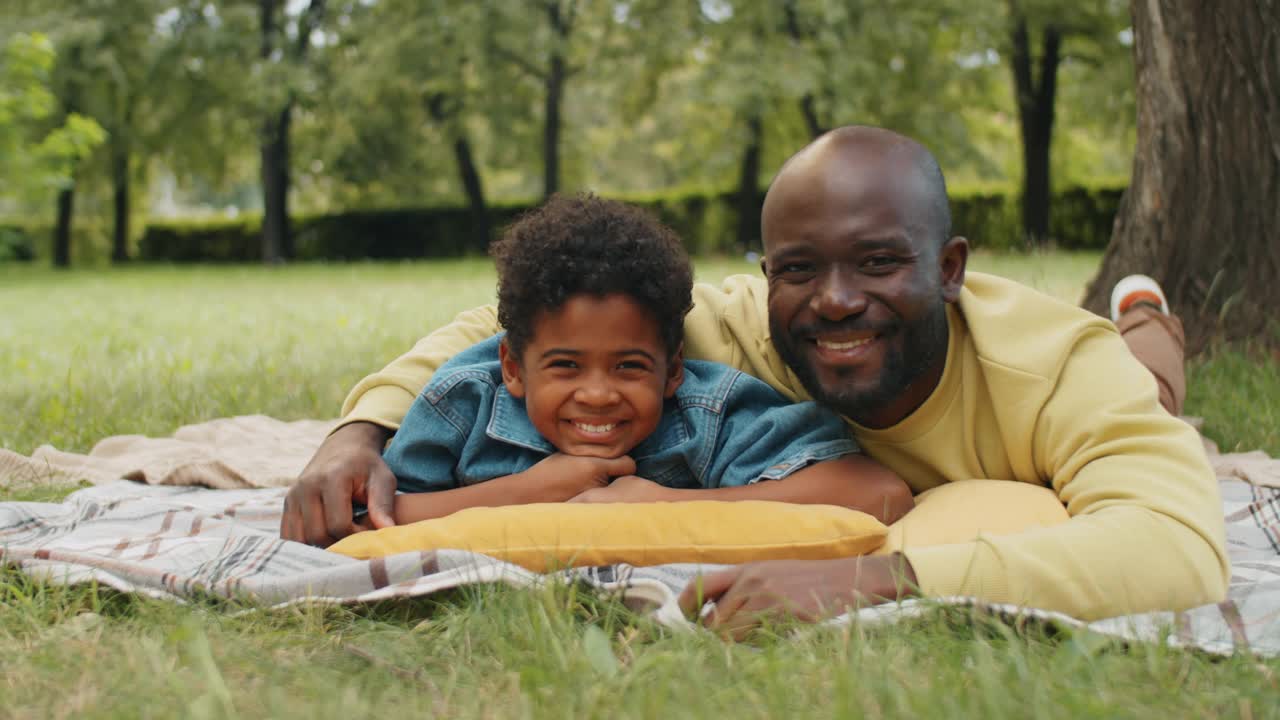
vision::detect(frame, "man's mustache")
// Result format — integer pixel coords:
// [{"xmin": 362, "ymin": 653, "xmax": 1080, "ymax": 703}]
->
[{"xmin": 788, "ymin": 317, "xmax": 899, "ymax": 338}]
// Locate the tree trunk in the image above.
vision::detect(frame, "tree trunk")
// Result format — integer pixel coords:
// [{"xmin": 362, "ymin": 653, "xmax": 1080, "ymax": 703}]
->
[
  {"xmin": 1082, "ymin": 0, "xmax": 1280, "ymax": 351},
  {"xmin": 453, "ymin": 134, "xmax": 491, "ymax": 246},
  {"xmin": 261, "ymin": 104, "xmax": 292, "ymax": 264},
  {"xmin": 542, "ymin": 1, "xmax": 571, "ymax": 199},
  {"xmin": 259, "ymin": 0, "xmax": 290, "ymax": 264},
  {"xmin": 54, "ymin": 44, "xmax": 83, "ymax": 269},
  {"xmin": 783, "ymin": 0, "xmax": 825, "ymax": 139},
  {"xmin": 427, "ymin": 93, "xmax": 490, "ymax": 247},
  {"xmin": 1010, "ymin": 17, "xmax": 1061, "ymax": 247},
  {"xmin": 734, "ymin": 114, "xmax": 764, "ymax": 251},
  {"xmin": 53, "ymin": 185, "xmax": 74, "ymax": 269},
  {"xmin": 111, "ymin": 146, "xmax": 130, "ymax": 263},
  {"xmin": 799, "ymin": 94, "xmax": 824, "ymax": 139},
  {"xmin": 543, "ymin": 53, "xmax": 565, "ymax": 199}
]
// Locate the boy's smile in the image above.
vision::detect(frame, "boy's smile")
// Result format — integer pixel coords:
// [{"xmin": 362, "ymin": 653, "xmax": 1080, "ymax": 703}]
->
[{"xmin": 499, "ymin": 294, "xmax": 683, "ymax": 459}]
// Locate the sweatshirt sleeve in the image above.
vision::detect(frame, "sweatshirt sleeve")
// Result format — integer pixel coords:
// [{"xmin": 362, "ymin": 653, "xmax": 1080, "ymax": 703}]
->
[
  {"xmin": 339, "ymin": 305, "xmax": 502, "ymax": 431},
  {"xmin": 902, "ymin": 327, "xmax": 1229, "ymax": 620}
]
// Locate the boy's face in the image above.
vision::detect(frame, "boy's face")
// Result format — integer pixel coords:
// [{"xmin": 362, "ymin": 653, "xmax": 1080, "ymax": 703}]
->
[{"xmin": 500, "ymin": 294, "xmax": 683, "ymax": 459}]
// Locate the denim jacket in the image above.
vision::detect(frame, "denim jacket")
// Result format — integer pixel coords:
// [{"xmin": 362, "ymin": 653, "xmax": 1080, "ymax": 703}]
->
[{"xmin": 383, "ymin": 334, "xmax": 860, "ymax": 493}]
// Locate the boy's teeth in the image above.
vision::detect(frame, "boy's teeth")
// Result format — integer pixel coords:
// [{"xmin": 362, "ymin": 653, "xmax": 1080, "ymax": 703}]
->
[
  {"xmin": 816, "ymin": 338, "xmax": 871, "ymax": 351},
  {"xmin": 574, "ymin": 422, "xmax": 617, "ymax": 433}
]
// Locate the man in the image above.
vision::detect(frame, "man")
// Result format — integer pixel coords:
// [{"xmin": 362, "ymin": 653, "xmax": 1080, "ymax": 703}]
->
[{"xmin": 283, "ymin": 126, "xmax": 1227, "ymax": 634}]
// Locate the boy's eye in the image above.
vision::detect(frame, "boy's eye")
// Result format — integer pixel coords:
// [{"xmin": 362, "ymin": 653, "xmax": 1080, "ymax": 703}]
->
[
  {"xmin": 547, "ymin": 359, "xmax": 578, "ymax": 369},
  {"xmin": 617, "ymin": 360, "xmax": 651, "ymax": 371}
]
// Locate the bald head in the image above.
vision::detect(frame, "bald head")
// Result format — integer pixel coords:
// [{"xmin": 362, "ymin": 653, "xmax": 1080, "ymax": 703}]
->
[{"xmin": 764, "ymin": 126, "xmax": 952, "ymax": 250}]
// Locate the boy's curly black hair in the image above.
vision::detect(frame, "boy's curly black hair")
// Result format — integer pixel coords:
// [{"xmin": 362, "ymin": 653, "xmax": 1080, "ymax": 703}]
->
[{"xmin": 490, "ymin": 193, "xmax": 693, "ymax": 359}]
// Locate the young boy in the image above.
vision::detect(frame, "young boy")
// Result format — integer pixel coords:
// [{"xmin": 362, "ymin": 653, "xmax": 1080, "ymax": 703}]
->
[{"xmin": 378, "ymin": 194, "xmax": 913, "ymax": 525}]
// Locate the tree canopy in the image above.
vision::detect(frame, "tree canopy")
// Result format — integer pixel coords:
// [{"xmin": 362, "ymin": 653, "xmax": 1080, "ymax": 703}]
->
[{"xmin": 2, "ymin": 0, "xmax": 1139, "ymax": 262}]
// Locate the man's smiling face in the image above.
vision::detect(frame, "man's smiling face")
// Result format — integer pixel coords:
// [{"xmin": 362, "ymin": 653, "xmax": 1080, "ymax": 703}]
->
[{"xmin": 761, "ymin": 130, "xmax": 966, "ymax": 429}]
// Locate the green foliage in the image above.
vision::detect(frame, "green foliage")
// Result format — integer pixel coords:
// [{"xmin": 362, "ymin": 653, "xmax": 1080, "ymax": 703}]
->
[
  {"xmin": 1, "ymin": 0, "xmax": 1139, "ymax": 262},
  {"xmin": 0, "ymin": 32, "xmax": 105, "ymax": 200}
]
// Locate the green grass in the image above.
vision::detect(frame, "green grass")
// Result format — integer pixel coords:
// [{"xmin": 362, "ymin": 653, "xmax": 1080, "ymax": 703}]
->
[{"xmin": 2, "ymin": 253, "xmax": 1279, "ymax": 718}]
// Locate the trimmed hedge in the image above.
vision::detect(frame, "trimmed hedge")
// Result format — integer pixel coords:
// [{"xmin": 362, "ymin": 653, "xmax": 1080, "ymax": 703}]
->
[
  {"xmin": 950, "ymin": 183, "xmax": 1125, "ymax": 251},
  {"xmin": 0, "ymin": 222, "xmax": 112, "ymax": 264},
  {"xmin": 0, "ymin": 226, "xmax": 35, "ymax": 262},
  {"xmin": 136, "ymin": 190, "xmax": 750, "ymax": 262},
  {"xmin": 3, "ymin": 183, "xmax": 1124, "ymax": 264}
]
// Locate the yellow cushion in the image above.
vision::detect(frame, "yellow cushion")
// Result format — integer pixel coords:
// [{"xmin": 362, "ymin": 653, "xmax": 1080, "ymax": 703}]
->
[
  {"xmin": 874, "ymin": 479, "xmax": 1070, "ymax": 555},
  {"xmin": 328, "ymin": 501, "xmax": 888, "ymax": 571}
]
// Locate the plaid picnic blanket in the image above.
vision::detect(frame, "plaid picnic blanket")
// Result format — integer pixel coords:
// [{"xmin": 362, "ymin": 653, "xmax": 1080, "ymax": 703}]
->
[{"xmin": 2, "ymin": 478, "xmax": 1278, "ymax": 656}]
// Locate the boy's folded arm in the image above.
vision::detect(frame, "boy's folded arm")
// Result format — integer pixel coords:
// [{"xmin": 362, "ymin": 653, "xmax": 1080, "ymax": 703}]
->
[
  {"xmin": 662, "ymin": 455, "xmax": 914, "ymax": 524},
  {"xmin": 393, "ymin": 474, "xmax": 554, "ymax": 524},
  {"xmin": 392, "ymin": 454, "xmax": 636, "ymax": 524}
]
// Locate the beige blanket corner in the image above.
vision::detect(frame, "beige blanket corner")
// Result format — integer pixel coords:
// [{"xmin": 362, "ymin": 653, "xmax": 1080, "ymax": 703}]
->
[
  {"xmin": 2, "ymin": 414, "xmax": 1278, "ymax": 491},
  {"xmin": 0, "ymin": 415, "xmax": 337, "ymax": 490}
]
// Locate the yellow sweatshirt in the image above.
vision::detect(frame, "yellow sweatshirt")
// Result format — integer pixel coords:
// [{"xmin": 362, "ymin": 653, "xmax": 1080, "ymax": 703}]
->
[{"xmin": 340, "ymin": 272, "xmax": 1229, "ymax": 620}]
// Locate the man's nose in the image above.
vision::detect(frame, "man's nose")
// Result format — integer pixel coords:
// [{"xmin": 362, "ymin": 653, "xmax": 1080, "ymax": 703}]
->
[
  {"xmin": 810, "ymin": 269, "xmax": 868, "ymax": 321},
  {"xmin": 574, "ymin": 373, "xmax": 621, "ymax": 406}
]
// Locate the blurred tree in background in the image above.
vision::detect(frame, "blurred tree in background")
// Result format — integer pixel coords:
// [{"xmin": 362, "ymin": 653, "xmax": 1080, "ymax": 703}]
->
[
  {"xmin": 0, "ymin": 0, "xmax": 1145, "ymax": 265},
  {"xmin": 0, "ymin": 33, "xmax": 104, "ymax": 204},
  {"xmin": 1083, "ymin": 0, "xmax": 1279, "ymax": 350}
]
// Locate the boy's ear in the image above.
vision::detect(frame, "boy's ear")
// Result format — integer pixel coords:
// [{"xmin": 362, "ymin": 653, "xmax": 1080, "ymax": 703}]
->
[
  {"xmin": 499, "ymin": 339, "xmax": 526, "ymax": 398},
  {"xmin": 664, "ymin": 344, "xmax": 685, "ymax": 398}
]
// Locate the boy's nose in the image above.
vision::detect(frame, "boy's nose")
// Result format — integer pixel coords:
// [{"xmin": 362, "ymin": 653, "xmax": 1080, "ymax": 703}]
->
[{"xmin": 574, "ymin": 376, "xmax": 620, "ymax": 406}]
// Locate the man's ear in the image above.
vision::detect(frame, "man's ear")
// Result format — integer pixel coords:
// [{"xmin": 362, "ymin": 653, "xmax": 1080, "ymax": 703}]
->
[
  {"xmin": 939, "ymin": 236, "xmax": 969, "ymax": 303},
  {"xmin": 664, "ymin": 344, "xmax": 685, "ymax": 398},
  {"xmin": 499, "ymin": 339, "xmax": 526, "ymax": 398}
]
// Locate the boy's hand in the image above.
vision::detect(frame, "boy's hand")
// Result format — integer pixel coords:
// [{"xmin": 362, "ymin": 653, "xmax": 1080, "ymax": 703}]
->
[
  {"xmin": 568, "ymin": 475, "xmax": 677, "ymax": 504},
  {"xmin": 522, "ymin": 453, "xmax": 637, "ymax": 500}
]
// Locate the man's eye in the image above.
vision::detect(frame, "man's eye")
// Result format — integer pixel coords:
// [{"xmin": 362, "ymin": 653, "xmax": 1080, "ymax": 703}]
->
[
  {"xmin": 863, "ymin": 256, "xmax": 899, "ymax": 270},
  {"xmin": 772, "ymin": 262, "xmax": 815, "ymax": 279}
]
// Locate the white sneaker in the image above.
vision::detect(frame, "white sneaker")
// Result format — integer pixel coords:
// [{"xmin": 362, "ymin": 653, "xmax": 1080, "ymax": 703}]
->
[{"xmin": 1110, "ymin": 274, "xmax": 1170, "ymax": 322}]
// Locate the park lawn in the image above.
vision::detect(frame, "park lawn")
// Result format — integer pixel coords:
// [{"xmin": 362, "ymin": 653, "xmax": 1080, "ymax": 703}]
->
[{"xmin": 1, "ymin": 253, "xmax": 1278, "ymax": 718}]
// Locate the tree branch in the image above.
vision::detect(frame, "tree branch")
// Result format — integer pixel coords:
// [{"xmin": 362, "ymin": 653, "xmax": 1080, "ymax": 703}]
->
[
  {"xmin": 563, "ymin": 0, "xmax": 580, "ymax": 35},
  {"xmin": 491, "ymin": 40, "xmax": 545, "ymax": 80},
  {"xmin": 293, "ymin": 0, "xmax": 327, "ymax": 61}
]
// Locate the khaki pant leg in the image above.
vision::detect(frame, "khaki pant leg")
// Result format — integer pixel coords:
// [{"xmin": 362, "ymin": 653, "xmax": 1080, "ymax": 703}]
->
[{"xmin": 1114, "ymin": 306, "xmax": 1187, "ymax": 416}]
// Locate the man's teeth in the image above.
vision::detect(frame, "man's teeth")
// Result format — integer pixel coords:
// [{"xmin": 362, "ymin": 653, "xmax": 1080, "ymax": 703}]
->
[
  {"xmin": 574, "ymin": 422, "xmax": 617, "ymax": 433},
  {"xmin": 816, "ymin": 338, "xmax": 872, "ymax": 351}
]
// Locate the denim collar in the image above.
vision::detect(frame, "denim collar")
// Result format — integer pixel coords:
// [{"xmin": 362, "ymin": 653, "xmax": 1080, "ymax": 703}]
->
[{"xmin": 485, "ymin": 385, "xmax": 687, "ymax": 460}]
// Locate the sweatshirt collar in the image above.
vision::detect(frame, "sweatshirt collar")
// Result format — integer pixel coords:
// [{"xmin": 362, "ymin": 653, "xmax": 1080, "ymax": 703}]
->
[{"xmin": 848, "ymin": 304, "xmax": 964, "ymax": 443}]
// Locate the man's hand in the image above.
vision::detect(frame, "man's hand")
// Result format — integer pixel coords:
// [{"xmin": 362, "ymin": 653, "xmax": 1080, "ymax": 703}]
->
[
  {"xmin": 281, "ymin": 422, "xmax": 397, "ymax": 546},
  {"xmin": 521, "ymin": 453, "xmax": 637, "ymax": 499},
  {"xmin": 568, "ymin": 475, "xmax": 676, "ymax": 503},
  {"xmin": 677, "ymin": 554, "xmax": 919, "ymax": 640}
]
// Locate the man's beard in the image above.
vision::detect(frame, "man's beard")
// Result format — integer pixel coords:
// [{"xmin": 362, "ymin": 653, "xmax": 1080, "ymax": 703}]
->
[{"xmin": 770, "ymin": 302, "xmax": 949, "ymax": 426}]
